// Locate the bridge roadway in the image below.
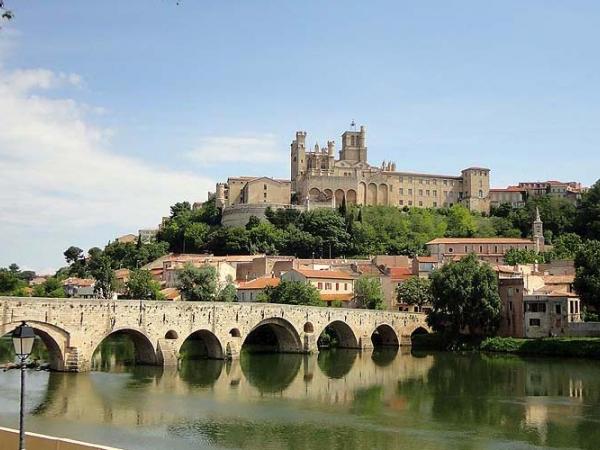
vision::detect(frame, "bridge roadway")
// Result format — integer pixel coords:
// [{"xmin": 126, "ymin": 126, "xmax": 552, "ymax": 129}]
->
[{"xmin": 0, "ymin": 297, "xmax": 429, "ymax": 372}]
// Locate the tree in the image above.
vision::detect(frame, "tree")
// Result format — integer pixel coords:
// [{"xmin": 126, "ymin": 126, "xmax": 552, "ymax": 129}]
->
[
  {"xmin": 87, "ymin": 249, "xmax": 116, "ymax": 299},
  {"xmin": 8, "ymin": 263, "xmax": 19, "ymax": 274},
  {"xmin": 354, "ymin": 276, "xmax": 384, "ymax": 310},
  {"xmin": 445, "ymin": 205, "xmax": 477, "ymax": 237},
  {"xmin": 504, "ymin": 248, "xmax": 545, "ymax": 265},
  {"xmin": 396, "ymin": 277, "xmax": 432, "ymax": 307},
  {"xmin": 64, "ymin": 246, "xmax": 84, "ymax": 264},
  {"xmin": 575, "ymin": 179, "xmax": 600, "ymax": 240},
  {"xmin": 32, "ymin": 277, "xmax": 65, "ymax": 298},
  {"xmin": 64, "ymin": 246, "xmax": 87, "ymax": 277},
  {"xmin": 126, "ymin": 269, "xmax": 163, "ymax": 300},
  {"xmin": 427, "ymin": 254, "xmax": 502, "ymax": 336},
  {"xmin": 574, "ymin": 240, "xmax": 600, "ymax": 310},
  {"xmin": 551, "ymin": 232, "xmax": 582, "ymax": 260},
  {"xmin": 177, "ymin": 263, "xmax": 218, "ymax": 301},
  {"xmin": 259, "ymin": 280, "xmax": 322, "ymax": 306},
  {"xmin": 0, "ymin": 267, "xmax": 25, "ymax": 294},
  {"xmin": 216, "ymin": 276, "xmax": 237, "ymax": 302}
]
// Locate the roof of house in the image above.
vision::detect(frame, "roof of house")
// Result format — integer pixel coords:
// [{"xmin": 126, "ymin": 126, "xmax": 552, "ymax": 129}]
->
[
  {"xmin": 416, "ymin": 256, "xmax": 438, "ymax": 263},
  {"xmin": 490, "ymin": 187, "xmax": 525, "ymax": 193},
  {"xmin": 293, "ymin": 268, "xmax": 355, "ymax": 280},
  {"xmin": 160, "ymin": 287, "xmax": 181, "ymax": 300},
  {"xmin": 320, "ymin": 293, "xmax": 354, "ymax": 302},
  {"xmin": 548, "ymin": 290, "xmax": 579, "ymax": 298},
  {"xmin": 115, "ymin": 234, "xmax": 138, "ymax": 244},
  {"xmin": 388, "ymin": 267, "xmax": 413, "ymax": 280},
  {"xmin": 427, "ymin": 237, "xmax": 534, "ymax": 245},
  {"xmin": 238, "ymin": 277, "xmax": 281, "ymax": 290},
  {"xmin": 492, "ymin": 264, "xmax": 520, "ymax": 274},
  {"xmin": 62, "ymin": 277, "xmax": 95, "ymax": 287},
  {"xmin": 543, "ymin": 275, "xmax": 574, "ymax": 285}
]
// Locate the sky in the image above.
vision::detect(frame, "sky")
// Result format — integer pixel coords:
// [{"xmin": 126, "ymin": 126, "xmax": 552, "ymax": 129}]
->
[{"xmin": 1, "ymin": 0, "xmax": 599, "ymax": 272}]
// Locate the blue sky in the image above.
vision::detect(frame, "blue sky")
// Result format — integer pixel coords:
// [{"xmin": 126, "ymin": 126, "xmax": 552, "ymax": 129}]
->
[{"xmin": 1, "ymin": 0, "xmax": 599, "ymax": 271}]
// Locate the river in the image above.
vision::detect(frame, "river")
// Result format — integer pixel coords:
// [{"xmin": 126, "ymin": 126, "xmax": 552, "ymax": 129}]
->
[{"xmin": 0, "ymin": 337, "xmax": 600, "ymax": 449}]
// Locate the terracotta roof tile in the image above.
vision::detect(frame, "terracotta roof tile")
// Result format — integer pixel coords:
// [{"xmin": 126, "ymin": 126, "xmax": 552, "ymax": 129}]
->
[
  {"xmin": 320, "ymin": 293, "xmax": 354, "ymax": 302},
  {"xmin": 427, "ymin": 237, "xmax": 533, "ymax": 245},
  {"xmin": 388, "ymin": 267, "xmax": 413, "ymax": 280},
  {"xmin": 238, "ymin": 277, "xmax": 281, "ymax": 290}
]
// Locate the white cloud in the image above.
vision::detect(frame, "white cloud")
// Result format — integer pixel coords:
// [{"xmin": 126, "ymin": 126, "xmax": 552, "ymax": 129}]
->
[
  {"xmin": 0, "ymin": 65, "xmax": 214, "ymax": 268},
  {"xmin": 187, "ymin": 135, "xmax": 286, "ymax": 165}
]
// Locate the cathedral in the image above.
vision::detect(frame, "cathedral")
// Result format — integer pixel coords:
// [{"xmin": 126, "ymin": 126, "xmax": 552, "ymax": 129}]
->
[{"xmin": 213, "ymin": 125, "xmax": 491, "ymax": 226}]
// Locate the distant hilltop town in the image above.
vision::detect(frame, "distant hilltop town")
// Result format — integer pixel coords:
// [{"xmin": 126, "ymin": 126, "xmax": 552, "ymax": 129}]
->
[{"xmin": 209, "ymin": 124, "xmax": 586, "ymax": 227}]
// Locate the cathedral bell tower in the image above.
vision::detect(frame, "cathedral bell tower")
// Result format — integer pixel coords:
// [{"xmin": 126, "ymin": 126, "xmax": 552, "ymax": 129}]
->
[
  {"xmin": 533, "ymin": 207, "xmax": 544, "ymax": 254},
  {"xmin": 340, "ymin": 125, "xmax": 367, "ymax": 162}
]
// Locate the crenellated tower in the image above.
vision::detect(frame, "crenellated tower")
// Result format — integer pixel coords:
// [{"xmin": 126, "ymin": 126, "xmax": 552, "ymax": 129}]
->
[{"xmin": 340, "ymin": 126, "xmax": 367, "ymax": 162}]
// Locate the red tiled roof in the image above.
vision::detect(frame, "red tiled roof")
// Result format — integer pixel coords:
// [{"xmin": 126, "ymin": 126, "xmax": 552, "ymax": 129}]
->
[
  {"xmin": 62, "ymin": 277, "xmax": 95, "ymax": 287},
  {"xmin": 388, "ymin": 267, "xmax": 413, "ymax": 280},
  {"xmin": 238, "ymin": 277, "xmax": 280, "ymax": 290},
  {"xmin": 543, "ymin": 275, "xmax": 574, "ymax": 285},
  {"xmin": 294, "ymin": 268, "xmax": 355, "ymax": 280},
  {"xmin": 427, "ymin": 237, "xmax": 533, "ymax": 244},
  {"xmin": 320, "ymin": 293, "xmax": 354, "ymax": 302}
]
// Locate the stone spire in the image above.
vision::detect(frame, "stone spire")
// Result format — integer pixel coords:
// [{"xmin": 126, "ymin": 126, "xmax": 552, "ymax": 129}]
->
[{"xmin": 533, "ymin": 206, "xmax": 544, "ymax": 254}]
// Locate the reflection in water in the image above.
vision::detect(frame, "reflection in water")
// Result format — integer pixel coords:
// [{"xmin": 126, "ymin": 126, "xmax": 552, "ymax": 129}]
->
[
  {"xmin": 240, "ymin": 352, "xmax": 302, "ymax": 393},
  {"xmin": 2, "ymin": 345, "xmax": 600, "ymax": 450},
  {"xmin": 371, "ymin": 348, "xmax": 398, "ymax": 367},
  {"xmin": 91, "ymin": 334, "xmax": 136, "ymax": 371},
  {"xmin": 0, "ymin": 336, "xmax": 49, "ymax": 365},
  {"xmin": 317, "ymin": 348, "xmax": 357, "ymax": 378}
]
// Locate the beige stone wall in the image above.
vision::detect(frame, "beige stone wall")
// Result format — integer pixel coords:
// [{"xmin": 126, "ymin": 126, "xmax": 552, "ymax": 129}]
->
[
  {"xmin": 0, "ymin": 427, "xmax": 121, "ymax": 450},
  {"xmin": 0, "ymin": 297, "xmax": 429, "ymax": 372},
  {"xmin": 244, "ymin": 178, "xmax": 291, "ymax": 204}
]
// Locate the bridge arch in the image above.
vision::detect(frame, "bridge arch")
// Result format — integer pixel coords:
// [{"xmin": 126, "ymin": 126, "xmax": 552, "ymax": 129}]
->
[
  {"xmin": 371, "ymin": 324, "xmax": 399, "ymax": 347},
  {"xmin": 179, "ymin": 329, "xmax": 224, "ymax": 360},
  {"xmin": 242, "ymin": 317, "xmax": 302, "ymax": 353},
  {"xmin": 0, "ymin": 321, "xmax": 68, "ymax": 371},
  {"xmin": 92, "ymin": 327, "xmax": 157, "ymax": 368},
  {"xmin": 411, "ymin": 326, "xmax": 429, "ymax": 338},
  {"xmin": 317, "ymin": 320, "xmax": 359, "ymax": 349}
]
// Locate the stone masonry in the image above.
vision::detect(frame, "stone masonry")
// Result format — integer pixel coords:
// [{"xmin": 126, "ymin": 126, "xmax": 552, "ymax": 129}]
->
[{"xmin": 0, "ymin": 297, "xmax": 429, "ymax": 372}]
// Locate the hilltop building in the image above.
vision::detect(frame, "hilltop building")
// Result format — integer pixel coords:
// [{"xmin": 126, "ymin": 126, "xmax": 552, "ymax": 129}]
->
[
  {"xmin": 490, "ymin": 180, "xmax": 585, "ymax": 208},
  {"xmin": 211, "ymin": 125, "xmax": 492, "ymax": 226}
]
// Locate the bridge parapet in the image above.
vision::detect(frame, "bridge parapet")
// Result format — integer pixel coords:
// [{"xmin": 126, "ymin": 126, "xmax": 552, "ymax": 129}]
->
[{"xmin": 0, "ymin": 297, "xmax": 430, "ymax": 372}]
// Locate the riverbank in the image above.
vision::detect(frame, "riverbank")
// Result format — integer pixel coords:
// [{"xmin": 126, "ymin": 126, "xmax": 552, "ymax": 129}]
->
[{"xmin": 412, "ymin": 333, "xmax": 600, "ymax": 358}]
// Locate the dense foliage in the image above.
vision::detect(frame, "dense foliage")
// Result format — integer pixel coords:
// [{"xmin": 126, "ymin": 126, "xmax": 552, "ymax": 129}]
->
[
  {"xmin": 258, "ymin": 280, "xmax": 322, "ymax": 306},
  {"xmin": 574, "ymin": 240, "xmax": 600, "ymax": 310},
  {"xmin": 354, "ymin": 276, "xmax": 384, "ymax": 310},
  {"xmin": 396, "ymin": 276, "xmax": 432, "ymax": 306},
  {"xmin": 428, "ymin": 254, "xmax": 502, "ymax": 337},
  {"xmin": 176, "ymin": 263, "xmax": 218, "ymax": 301},
  {"xmin": 124, "ymin": 269, "xmax": 164, "ymax": 300}
]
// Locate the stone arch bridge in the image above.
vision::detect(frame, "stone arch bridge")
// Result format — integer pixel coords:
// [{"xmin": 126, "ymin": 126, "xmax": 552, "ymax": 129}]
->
[{"xmin": 0, "ymin": 297, "xmax": 429, "ymax": 372}]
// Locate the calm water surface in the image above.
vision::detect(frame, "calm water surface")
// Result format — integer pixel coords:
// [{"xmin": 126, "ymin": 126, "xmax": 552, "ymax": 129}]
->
[{"xmin": 1, "ymin": 338, "xmax": 600, "ymax": 450}]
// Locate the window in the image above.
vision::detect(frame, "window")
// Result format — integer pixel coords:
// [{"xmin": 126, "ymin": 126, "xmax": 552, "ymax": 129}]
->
[
  {"xmin": 318, "ymin": 282, "xmax": 323, "ymax": 289},
  {"xmin": 336, "ymin": 283, "xmax": 339, "ymax": 291},
  {"xmin": 264, "ymin": 192, "xmax": 267, "ymax": 198},
  {"xmin": 479, "ymin": 245, "xmax": 483, "ymax": 252},
  {"xmin": 529, "ymin": 318, "xmax": 541, "ymax": 327},
  {"xmin": 325, "ymin": 282, "xmax": 332, "ymax": 290},
  {"xmin": 555, "ymin": 304, "xmax": 562, "ymax": 314},
  {"xmin": 408, "ymin": 200, "xmax": 413, "ymax": 206},
  {"xmin": 433, "ymin": 190, "xmax": 437, "ymax": 196},
  {"xmin": 479, "ymin": 190, "xmax": 483, "ymax": 198},
  {"xmin": 264, "ymin": 184, "xmax": 267, "ymax": 190},
  {"xmin": 419, "ymin": 189, "xmax": 423, "ymax": 196},
  {"xmin": 399, "ymin": 188, "xmax": 404, "ymax": 195},
  {"xmin": 464, "ymin": 245, "xmax": 468, "ymax": 252},
  {"xmin": 448, "ymin": 247, "xmax": 454, "ymax": 253},
  {"xmin": 419, "ymin": 201, "xmax": 423, "ymax": 206},
  {"xmin": 408, "ymin": 189, "xmax": 413, "ymax": 195},
  {"xmin": 443, "ymin": 180, "xmax": 448, "ymax": 185},
  {"xmin": 433, "ymin": 202, "xmax": 437, "ymax": 207},
  {"xmin": 426, "ymin": 190, "xmax": 430, "ymax": 196},
  {"xmin": 526, "ymin": 302, "xmax": 546, "ymax": 313},
  {"xmin": 344, "ymin": 283, "xmax": 348, "ymax": 290},
  {"xmin": 426, "ymin": 179, "xmax": 430, "ymax": 185},
  {"xmin": 509, "ymin": 301, "xmax": 513, "ymax": 311},
  {"xmin": 399, "ymin": 200, "xmax": 404, "ymax": 206}
]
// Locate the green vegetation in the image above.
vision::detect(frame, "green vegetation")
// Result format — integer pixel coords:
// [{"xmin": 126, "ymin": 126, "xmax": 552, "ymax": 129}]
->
[
  {"xmin": 124, "ymin": 269, "xmax": 164, "ymax": 300},
  {"xmin": 396, "ymin": 276, "xmax": 432, "ymax": 307},
  {"xmin": 574, "ymin": 240, "xmax": 600, "ymax": 310},
  {"xmin": 428, "ymin": 254, "xmax": 502, "ymax": 337},
  {"xmin": 176, "ymin": 263, "xmax": 218, "ymax": 301},
  {"xmin": 354, "ymin": 276, "xmax": 384, "ymax": 310},
  {"xmin": 258, "ymin": 280, "xmax": 322, "ymax": 306},
  {"xmin": 481, "ymin": 337, "xmax": 600, "ymax": 358}
]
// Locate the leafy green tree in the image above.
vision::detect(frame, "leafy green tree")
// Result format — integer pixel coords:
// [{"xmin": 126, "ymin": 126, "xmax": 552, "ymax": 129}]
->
[
  {"xmin": 504, "ymin": 248, "xmax": 546, "ymax": 265},
  {"xmin": 245, "ymin": 215, "xmax": 261, "ymax": 230},
  {"xmin": 265, "ymin": 207, "xmax": 302, "ymax": 228},
  {"xmin": 551, "ymin": 232, "xmax": 582, "ymax": 260},
  {"xmin": 299, "ymin": 209, "xmax": 350, "ymax": 258},
  {"xmin": 32, "ymin": 277, "xmax": 65, "ymax": 298},
  {"xmin": 184, "ymin": 222, "xmax": 210, "ymax": 252},
  {"xmin": 247, "ymin": 222, "xmax": 284, "ymax": 254},
  {"xmin": 281, "ymin": 225, "xmax": 320, "ymax": 257},
  {"xmin": 177, "ymin": 263, "xmax": 218, "ymax": 301},
  {"xmin": 8, "ymin": 263, "xmax": 19, "ymax": 274},
  {"xmin": 217, "ymin": 276, "xmax": 237, "ymax": 302},
  {"xmin": 125, "ymin": 269, "xmax": 163, "ymax": 300},
  {"xmin": 207, "ymin": 227, "xmax": 251, "ymax": 255},
  {"xmin": 87, "ymin": 249, "xmax": 116, "ymax": 299},
  {"xmin": 0, "ymin": 268, "xmax": 26, "ymax": 294},
  {"xmin": 170, "ymin": 201, "xmax": 192, "ymax": 218},
  {"xmin": 64, "ymin": 246, "xmax": 87, "ymax": 277},
  {"xmin": 427, "ymin": 254, "xmax": 502, "ymax": 336},
  {"xmin": 574, "ymin": 240, "xmax": 600, "ymax": 310},
  {"xmin": 259, "ymin": 280, "xmax": 322, "ymax": 306},
  {"xmin": 445, "ymin": 205, "xmax": 477, "ymax": 237},
  {"xmin": 575, "ymin": 179, "xmax": 600, "ymax": 240},
  {"xmin": 354, "ymin": 276, "xmax": 384, "ymax": 310},
  {"xmin": 396, "ymin": 276, "xmax": 432, "ymax": 307}
]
